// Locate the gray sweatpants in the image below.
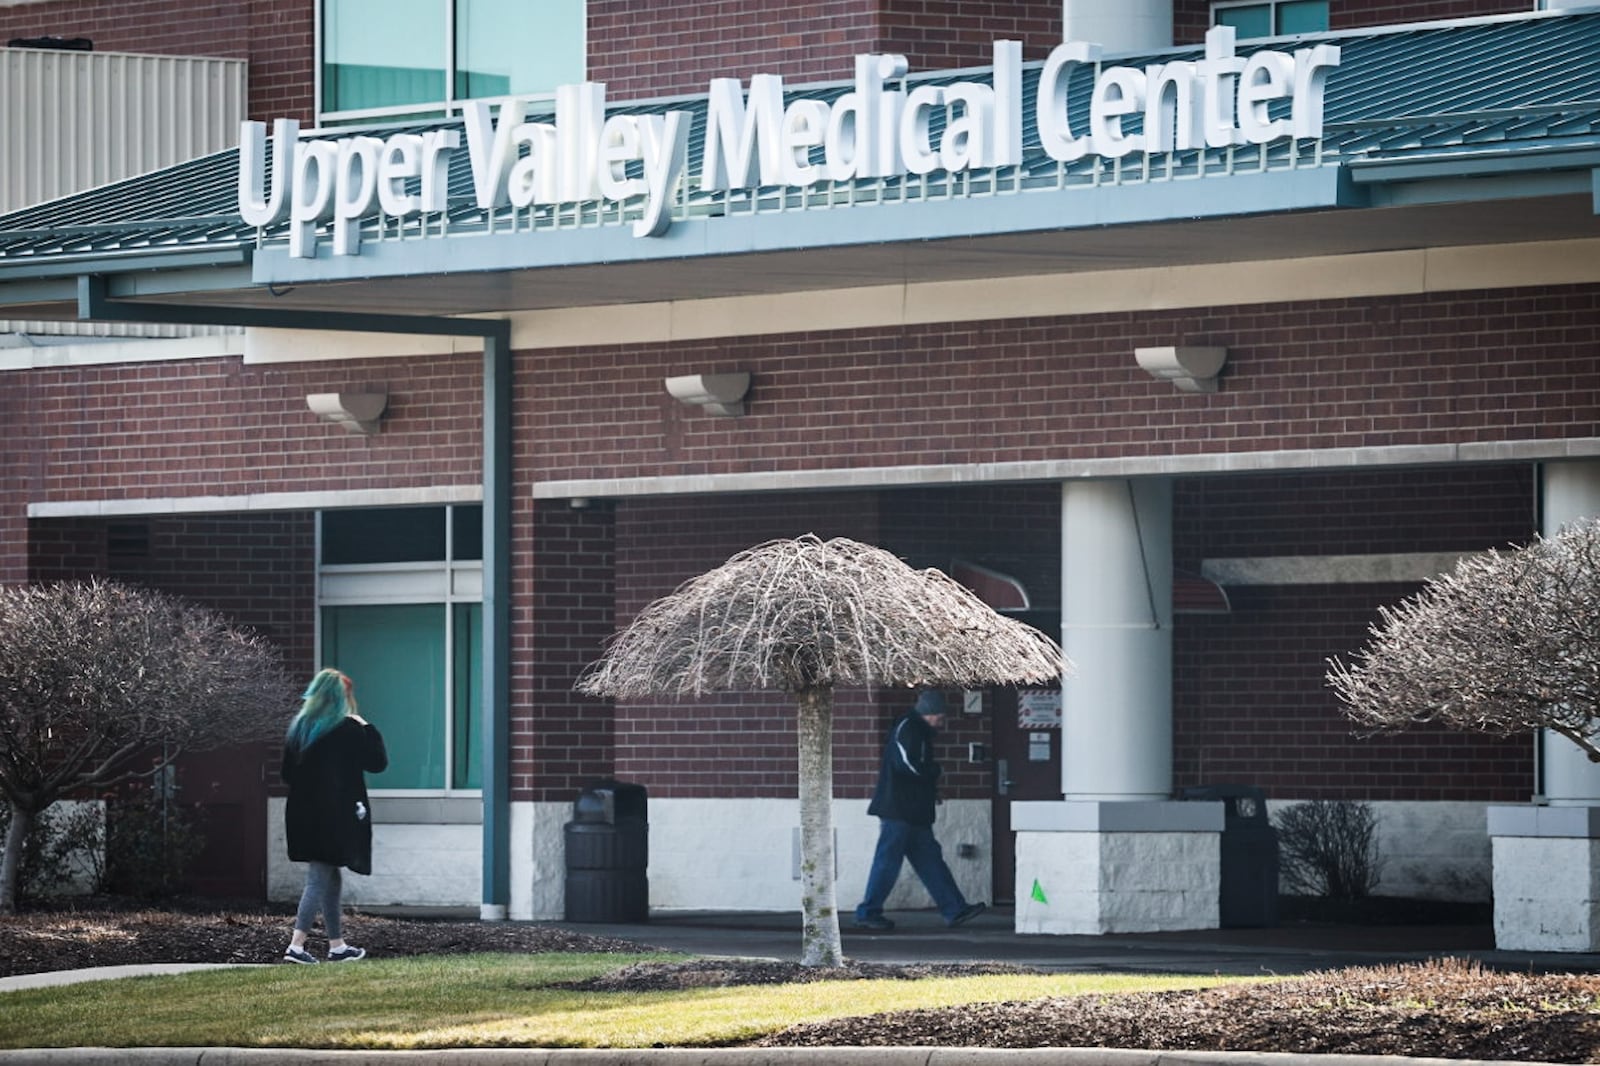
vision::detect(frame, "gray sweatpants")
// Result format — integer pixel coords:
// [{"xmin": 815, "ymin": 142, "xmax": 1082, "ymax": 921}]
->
[{"xmin": 294, "ymin": 861, "xmax": 343, "ymax": 941}]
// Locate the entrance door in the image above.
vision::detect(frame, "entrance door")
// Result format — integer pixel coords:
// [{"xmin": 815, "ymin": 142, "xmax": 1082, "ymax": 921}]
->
[
  {"xmin": 174, "ymin": 741, "xmax": 269, "ymax": 899},
  {"xmin": 989, "ymin": 683, "xmax": 1062, "ymax": 904}
]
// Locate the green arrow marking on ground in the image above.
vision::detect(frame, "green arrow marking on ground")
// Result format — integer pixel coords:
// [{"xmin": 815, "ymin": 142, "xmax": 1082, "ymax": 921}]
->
[{"xmin": 1030, "ymin": 879, "xmax": 1048, "ymax": 904}]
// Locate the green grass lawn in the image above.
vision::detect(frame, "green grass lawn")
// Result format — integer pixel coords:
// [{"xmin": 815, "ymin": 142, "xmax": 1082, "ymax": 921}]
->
[{"xmin": 0, "ymin": 953, "xmax": 1253, "ymax": 1050}]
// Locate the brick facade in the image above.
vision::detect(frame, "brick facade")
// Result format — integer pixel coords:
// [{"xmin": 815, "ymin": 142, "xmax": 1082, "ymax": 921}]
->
[
  {"xmin": 17, "ymin": 353, "xmax": 481, "ymax": 506},
  {"xmin": 527, "ymin": 287, "xmax": 1600, "ymax": 487},
  {"xmin": 0, "ymin": 0, "xmax": 314, "ymax": 123}
]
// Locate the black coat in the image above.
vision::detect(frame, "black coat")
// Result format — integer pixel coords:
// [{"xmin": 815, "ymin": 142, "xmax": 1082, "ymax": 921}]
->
[
  {"xmin": 867, "ymin": 711, "xmax": 942, "ymax": 826},
  {"xmin": 282, "ymin": 718, "xmax": 388, "ymax": 875}
]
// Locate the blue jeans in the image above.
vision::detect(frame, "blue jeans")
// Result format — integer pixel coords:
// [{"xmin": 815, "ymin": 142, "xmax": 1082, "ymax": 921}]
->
[{"xmin": 855, "ymin": 818, "xmax": 969, "ymax": 923}]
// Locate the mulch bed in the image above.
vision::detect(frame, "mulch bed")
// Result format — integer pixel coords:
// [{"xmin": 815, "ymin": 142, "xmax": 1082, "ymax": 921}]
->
[{"xmin": 5, "ymin": 900, "xmax": 1600, "ymax": 1061}]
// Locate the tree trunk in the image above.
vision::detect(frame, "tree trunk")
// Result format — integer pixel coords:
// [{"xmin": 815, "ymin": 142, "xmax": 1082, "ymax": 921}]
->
[
  {"xmin": 796, "ymin": 686, "xmax": 843, "ymax": 967},
  {"xmin": 0, "ymin": 800, "xmax": 35, "ymax": 914}
]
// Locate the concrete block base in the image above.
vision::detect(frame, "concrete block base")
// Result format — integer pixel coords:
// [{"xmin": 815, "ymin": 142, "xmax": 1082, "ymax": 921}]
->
[
  {"xmin": 1489, "ymin": 805, "xmax": 1600, "ymax": 952},
  {"xmin": 1012, "ymin": 801, "xmax": 1222, "ymax": 935}
]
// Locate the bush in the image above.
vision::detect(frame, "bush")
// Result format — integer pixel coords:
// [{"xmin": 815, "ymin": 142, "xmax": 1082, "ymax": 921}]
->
[
  {"xmin": 0, "ymin": 801, "xmax": 103, "ymax": 902},
  {"xmin": 1274, "ymin": 799, "xmax": 1383, "ymax": 900},
  {"xmin": 102, "ymin": 776, "xmax": 205, "ymax": 899}
]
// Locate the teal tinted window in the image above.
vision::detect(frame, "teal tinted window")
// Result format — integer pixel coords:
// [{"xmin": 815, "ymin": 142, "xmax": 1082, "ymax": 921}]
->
[
  {"xmin": 1215, "ymin": 5, "xmax": 1272, "ymax": 37},
  {"xmin": 452, "ymin": 505, "xmax": 483, "ymax": 562},
  {"xmin": 322, "ymin": 0, "xmax": 585, "ymax": 121},
  {"xmin": 455, "ymin": 0, "xmax": 584, "ymax": 99},
  {"xmin": 452, "ymin": 603, "xmax": 483, "ymax": 789},
  {"xmin": 1277, "ymin": 1, "xmax": 1329, "ymax": 33},
  {"xmin": 1214, "ymin": 1, "xmax": 1327, "ymax": 36},
  {"xmin": 323, "ymin": 0, "xmax": 445, "ymax": 113},
  {"xmin": 323, "ymin": 604, "xmax": 446, "ymax": 789},
  {"xmin": 322, "ymin": 507, "xmax": 446, "ymax": 564}
]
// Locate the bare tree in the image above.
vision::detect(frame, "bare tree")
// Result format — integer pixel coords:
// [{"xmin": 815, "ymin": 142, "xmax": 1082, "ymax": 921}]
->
[
  {"xmin": 1328, "ymin": 518, "xmax": 1600, "ymax": 759},
  {"xmin": 577, "ymin": 535, "xmax": 1067, "ymax": 966},
  {"xmin": 0, "ymin": 579, "xmax": 293, "ymax": 911}
]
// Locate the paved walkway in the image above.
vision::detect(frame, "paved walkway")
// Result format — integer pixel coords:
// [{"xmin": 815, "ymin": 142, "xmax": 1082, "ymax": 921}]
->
[{"xmin": 2, "ymin": 908, "xmax": 1596, "ymax": 1065}]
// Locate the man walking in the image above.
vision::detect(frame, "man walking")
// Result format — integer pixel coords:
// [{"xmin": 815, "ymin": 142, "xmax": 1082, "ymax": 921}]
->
[{"xmin": 853, "ymin": 688, "xmax": 987, "ymax": 930}]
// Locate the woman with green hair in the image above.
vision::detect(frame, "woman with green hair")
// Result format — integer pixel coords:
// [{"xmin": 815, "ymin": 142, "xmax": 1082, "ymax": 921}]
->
[{"xmin": 280, "ymin": 668, "xmax": 387, "ymax": 964}]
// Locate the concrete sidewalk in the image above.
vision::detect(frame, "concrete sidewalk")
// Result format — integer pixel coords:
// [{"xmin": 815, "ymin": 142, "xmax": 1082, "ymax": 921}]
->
[{"xmin": 552, "ymin": 906, "xmax": 1597, "ymax": 977}]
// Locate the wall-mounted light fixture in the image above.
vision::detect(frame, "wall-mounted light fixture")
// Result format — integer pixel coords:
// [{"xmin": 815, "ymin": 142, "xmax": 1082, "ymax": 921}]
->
[
  {"xmin": 1133, "ymin": 346, "xmax": 1228, "ymax": 393},
  {"xmin": 306, "ymin": 391, "xmax": 388, "ymax": 435},
  {"xmin": 664, "ymin": 372, "xmax": 751, "ymax": 417}
]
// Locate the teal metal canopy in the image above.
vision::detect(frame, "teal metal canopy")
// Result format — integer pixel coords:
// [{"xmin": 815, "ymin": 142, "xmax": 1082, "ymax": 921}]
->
[{"xmin": 2, "ymin": 9, "xmax": 1599, "ymax": 307}]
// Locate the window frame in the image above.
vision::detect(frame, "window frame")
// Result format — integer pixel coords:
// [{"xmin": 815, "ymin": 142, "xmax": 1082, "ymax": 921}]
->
[
  {"xmin": 314, "ymin": 0, "xmax": 587, "ymax": 127},
  {"xmin": 315, "ymin": 505, "xmax": 484, "ymax": 797},
  {"xmin": 1210, "ymin": 0, "xmax": 1329, "ymax": 37}
]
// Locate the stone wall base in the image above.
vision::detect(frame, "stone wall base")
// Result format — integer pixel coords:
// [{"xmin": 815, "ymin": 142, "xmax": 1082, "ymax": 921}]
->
[
  {"xmin": 1012, "ymin": 801, "xmax": 1222, "ymax": 935},
  {"xmin": 1489, "ymin": 805, "xmax": 1600, "ymax": 952}
]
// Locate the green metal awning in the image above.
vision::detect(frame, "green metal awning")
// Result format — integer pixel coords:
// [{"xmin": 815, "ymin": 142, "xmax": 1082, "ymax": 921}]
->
[{"xmin": 3, "ymin": 9, "xmax": 1600, "ymax": 322}]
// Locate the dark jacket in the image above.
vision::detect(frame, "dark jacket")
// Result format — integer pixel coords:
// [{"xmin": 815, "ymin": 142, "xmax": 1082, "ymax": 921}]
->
[
  {"xmin": 282, "ymin": 717, "xmax": 388, "ymax": 875},
  {"xmin": 867, "ymin": 711, "xmax": 942, "ymax": 826}
]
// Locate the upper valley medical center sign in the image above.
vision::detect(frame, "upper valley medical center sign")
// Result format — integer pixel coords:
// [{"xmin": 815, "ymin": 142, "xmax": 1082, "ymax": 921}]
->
[{"xmin": 238, "ymin": 26, "xmax": 1339, "ymax": 259}]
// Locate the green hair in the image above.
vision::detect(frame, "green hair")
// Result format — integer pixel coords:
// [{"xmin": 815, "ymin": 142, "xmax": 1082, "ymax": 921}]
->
[{"xmin": 286, "ymin": 668, "xmax": 356, "ymax": 751}]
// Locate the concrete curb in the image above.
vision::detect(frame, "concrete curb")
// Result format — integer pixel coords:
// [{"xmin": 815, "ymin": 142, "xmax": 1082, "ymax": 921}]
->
[{"xmin": 0, "ymin": 1052, "xmax": 1557, "ymax": 1066}]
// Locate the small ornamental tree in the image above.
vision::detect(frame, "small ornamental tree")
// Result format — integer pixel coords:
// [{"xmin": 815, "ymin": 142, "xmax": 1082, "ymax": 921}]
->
[
  {"xmin": 577, "ymin": 535, "xmax": 1067, "ymax": 967},
  {"xmin": 0, "ymin": 579, "xmax": 294, "ymax": 912},
  {"xmin": 1328, "ymin": 518, "xmax": 1600, "ymax": 759}
]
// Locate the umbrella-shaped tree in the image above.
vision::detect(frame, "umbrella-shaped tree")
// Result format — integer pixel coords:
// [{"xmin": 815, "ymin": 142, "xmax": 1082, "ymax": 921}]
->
[
  {"xmin": 576, "ymin": 535, "xmax": 1067, "ymax": 966},
  {"xmin": 1328, "ymin": 518, "xmax": 1600, "ymax": 757}
]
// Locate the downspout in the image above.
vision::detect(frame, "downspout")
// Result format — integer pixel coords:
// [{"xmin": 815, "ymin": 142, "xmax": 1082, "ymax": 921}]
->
[{"xmin": 480, "ymin": 321, "xmax": 512, "ymax": 920}]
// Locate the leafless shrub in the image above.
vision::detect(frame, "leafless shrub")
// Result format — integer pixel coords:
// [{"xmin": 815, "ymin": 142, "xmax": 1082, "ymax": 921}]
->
[
  {"xmin": 1274, "ymin": 799, "xmax": 1382, "ymax": 900},
  {"xmin": 0, "ymin": 579, "xmax": 293, "ymax": 911},
  {"xmin": 1327, "ymin": 518, "xmax": 1600, "ymax": 757},
  {"xmin": 577, "ymin": 534, "xmax": 1066, "ymax": 698}
]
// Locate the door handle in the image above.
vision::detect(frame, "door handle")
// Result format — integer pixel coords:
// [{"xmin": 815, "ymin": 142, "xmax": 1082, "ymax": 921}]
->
[{"xmin": 997, "ymin": 758, "xmax": 1013, "ymax": 796}]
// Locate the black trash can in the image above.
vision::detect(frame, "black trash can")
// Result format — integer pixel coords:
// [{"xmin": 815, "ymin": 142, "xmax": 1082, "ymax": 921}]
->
[
  {"xmin": 564, "ymin": 779, "xmax": 648, "ymax": 922},
  {"xmin": 1177, "ymin": 784, "xmax": 1279, "ymax": 928}
]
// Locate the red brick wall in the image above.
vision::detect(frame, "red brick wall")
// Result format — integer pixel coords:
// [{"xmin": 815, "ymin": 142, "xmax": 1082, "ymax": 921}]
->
[
  {"xmin": 0, "ymin": 1, "xmax": 314, "ymax": 122},
  {"xmin": 529, "ymin": 287, "xmax": 1600, "ymax": 486},
  {"xmin": 877, "ymin": 1, "xmax": 1063, "ymax": 66},
  {"xmin": 0, "ymin": 370, "xmax": 30, "ymax": 584},
  {"xmin": 522, "ymin": 500, "xmax": 617, "ymax": 803},
  {"xmin": 19, "ymin": 353, "xmax": 480, "ymax": 506},
  {"xmin": 1172, "ymin": 466, "xmax": 1536, "ymax": 801},
  {"xmin": 27, "ymin": 512, "xmax": 314, "ymax": 667},
  {"xmin": 589, "ymin": 1, "xmax": 1062, "ymax": 103}
]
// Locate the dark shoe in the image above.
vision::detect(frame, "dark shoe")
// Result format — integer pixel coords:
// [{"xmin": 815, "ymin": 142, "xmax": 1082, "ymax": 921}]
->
[
  {"xmin": 282, "ymin": 946, "xmax": 319, "ymax": 965},
  {"xmin": 949, "ymin": 902, "xmax": 987, "ymax": 927},
  {"xmin": 852, "ymin": 914, "xmax": 895, "ymax": 931},
  {"xmin": 328, "ymin": 945, "xmax": 367, "ymax": 962}
]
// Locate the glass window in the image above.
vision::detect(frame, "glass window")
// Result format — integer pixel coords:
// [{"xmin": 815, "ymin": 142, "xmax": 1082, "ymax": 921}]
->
[
  {"xmin": 1213, "ymin": 1, "xmax": 1327, "ymax": 36},
  {"xmin": 316, "ymin": 504, "xmax": 484, "ymax": 791},
  {"xmin": 322, "ymin": 506, "xmax": 448, "ymax": 564},
  {"xmin": 321, "ymin": 0, "xmax": 585, "ymax": 123},
  {"xmin": 322, "ymin": 604, "xmax": 447, "ymax": 789},
  {"xmin": 323, "ymin": 0, "xmax": 445, "ymax": 114},
  {"xmin": 1277, "ymin": 0, "xmax": 1329, "ymax": 34},
  {"xmin": 455, "ymin": 0, "xmax": 584, "ymax": 100},
  {"xmin": 1215, "ymin": 4, "xmax": 1272, "ymax": 37}
]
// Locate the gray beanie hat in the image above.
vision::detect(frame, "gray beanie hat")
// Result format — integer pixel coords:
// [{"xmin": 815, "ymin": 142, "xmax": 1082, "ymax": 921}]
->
[{"xmin": 913, "ymin": 689, "xmax": 947, "ymax": 717}]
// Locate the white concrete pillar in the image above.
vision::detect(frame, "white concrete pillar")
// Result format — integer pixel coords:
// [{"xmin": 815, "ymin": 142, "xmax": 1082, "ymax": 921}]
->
[
  {"xmin": 1490, "ymin": 460, "xmax": 1600, "ymax": 951},
  {"xmin": 1061, "ymin": 478, "xmax": 1173, "ymax": 801},
  {"xmin": 1063, "ymin": 0, "xmax": 1173, "ymax": 52},
  {"xmin": 1538, "ymin": 460, "xmax": 1600, "ymax": 805}
]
